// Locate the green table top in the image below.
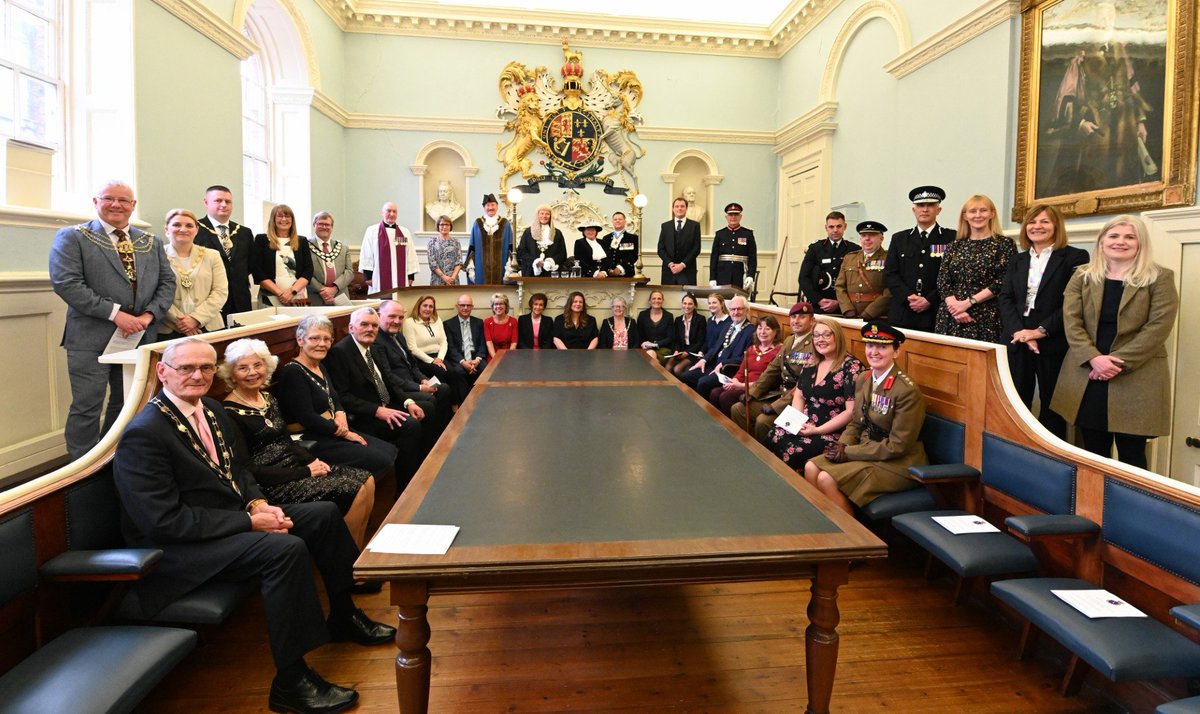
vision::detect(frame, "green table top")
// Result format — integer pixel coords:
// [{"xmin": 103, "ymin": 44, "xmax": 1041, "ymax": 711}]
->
[{"xmin": 486, "ymin": 349, "xmax": 670, "ymax": 383}]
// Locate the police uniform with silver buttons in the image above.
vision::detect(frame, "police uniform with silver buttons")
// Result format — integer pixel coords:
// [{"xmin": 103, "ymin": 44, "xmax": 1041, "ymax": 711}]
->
[
  {"xmin": 799, "ymin": 236, "xmax": 860, "ymax": 314},
  {"xmin": 709, "ymin": 203, "xmax": 757, "ymax": 288},
  {"xmin": 884, "ymin": 186, "xmax": 956, "ymax": 331}
]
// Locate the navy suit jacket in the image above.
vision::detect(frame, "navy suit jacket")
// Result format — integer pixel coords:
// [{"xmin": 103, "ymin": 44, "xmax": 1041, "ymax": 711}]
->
[
  {"xmin": 49, "ymin": 219, "xmax": 176, "ymax": 351},
  {"xmin": 445, "ymin": 315, "xmax": 489, "ymax": 363},
  {"xmin": 376, "ymin": 330, "xmax": 427, "ymax": 394},
  {"xmin": 710, "ymin": 320, "xmax": 754, "ymax": 371}
]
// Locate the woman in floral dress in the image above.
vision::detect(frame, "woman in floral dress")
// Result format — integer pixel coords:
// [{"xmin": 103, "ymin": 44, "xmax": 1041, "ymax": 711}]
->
[
  {"xmin": 934, "ymin": 194, "xmax": 1017, "ymax": 342},
  {"xmin": 427, "ymin": 214, "xmax": 464, "ymax": 286},
  {"xmin": 768, "ymin": 317, "xmax": 864, "ymax": 471}
]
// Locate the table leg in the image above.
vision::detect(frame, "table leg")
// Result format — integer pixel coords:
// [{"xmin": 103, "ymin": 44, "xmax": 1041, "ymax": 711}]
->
[
  {"xmin": 392, "ymin": 581, "xmax": 431, "ymax": 714},
  {"xmin": 805, "ymin": 561, "xmax": 849, "ymax": 714}
]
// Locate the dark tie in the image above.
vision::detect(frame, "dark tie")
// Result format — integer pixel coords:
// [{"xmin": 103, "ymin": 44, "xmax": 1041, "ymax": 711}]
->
[
  {"xmin": 676, "ymin": 220, "xmax": 682, "ymax": 234},
  {"xmin": 920, "ymin": 230, "xmax": 928, "ymax": 241},
  {"xmin": 723, "ymin": 322, "xmax": 739, "ymax": 349},
  {"xmin": 114, "ymin": 228, "xmax": 137, "ymax": 292},
  {"xmin": 391, "ymin": 333, "xmax": 407, "ymax": 360},
  {"xmin": 217, "ymin": 224, "xmax": 232, "ymax": 255},
  {"xmin": 363, "ymin": 348, "xmax": 389, "ymax": 404}
]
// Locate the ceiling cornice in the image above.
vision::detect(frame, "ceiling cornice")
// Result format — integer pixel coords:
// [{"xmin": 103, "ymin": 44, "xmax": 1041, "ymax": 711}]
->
[{"xmin": 310, "ymin": 0, "xmax": 845, "ymax": 58}]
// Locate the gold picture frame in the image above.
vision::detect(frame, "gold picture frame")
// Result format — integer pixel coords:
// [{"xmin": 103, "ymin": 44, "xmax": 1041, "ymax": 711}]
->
[{"xmin": 1013, "ymin": 0, "xmax": 1199, "ymax": 220}]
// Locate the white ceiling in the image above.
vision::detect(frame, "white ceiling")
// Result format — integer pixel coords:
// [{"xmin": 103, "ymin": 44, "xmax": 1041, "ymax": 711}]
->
[{"xmin": 420, "ymin": 0, "xmax": 796, "ymax": 26}]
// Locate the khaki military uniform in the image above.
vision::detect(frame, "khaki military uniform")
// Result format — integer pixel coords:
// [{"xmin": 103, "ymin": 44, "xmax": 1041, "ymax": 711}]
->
[
  {"xmin": 835, "ymin": 248, "xmax": 891, "ymax": 319},
  {"xmin": 730, "ymin": 331, "xmax": 814, "ymax": 442}
]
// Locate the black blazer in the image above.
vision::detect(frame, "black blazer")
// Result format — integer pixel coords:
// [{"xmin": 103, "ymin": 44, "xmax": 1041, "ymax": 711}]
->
[
  {"xmin": 516, "ymin": 227, "xmax": 568, "ymax": 276},
  {"xmin": 376, "ymin": 330, "xmax": 427, "ymax": 394},
  {"xmin": 249, "ymin": 234, "xmax": 314, "ymax": 286},
  {"xmin": 672, "ymin": 313, "xmax": 707, "ymax": 355},
  {"xmin": 657, "ymin": 218, "xmax": 701, "ymax": 285},
  {"xmin": 445, "ymin": 315, "xmax": 489, "ymax": 363},
  {"xmin": 598, "ymin": 316, "xmax": 640, "ymax": 349},
  {"xmin": 573, "ymin": 237, "xmax": 620, "ymax": 277},
  {"xmin": 325, "ymin": 336, "xmax": 404, "ymax": 422},
  {"xmin": 275, "ymin": 362, "xmax": 343, "ymax": 438},
  {"xmin": 997, "ymin": 245, "xmax": 1089, "ymax": 350},
  {"xmin": 636, "ymin": 309, "xmax": 674, "ymax": 349},
  {"xmin": 195, "ymin": 216, "xmax": 254, "ymax": 316},
  {"xmin": 517, "ymin": 313, "xmax": 556, "ymax": 349},
  {"xmin": 602, "ymin": 231, "xmax": 639, "ymax": 277}
]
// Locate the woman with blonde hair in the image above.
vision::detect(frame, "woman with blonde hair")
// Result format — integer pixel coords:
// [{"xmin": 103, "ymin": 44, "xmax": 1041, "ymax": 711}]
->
[
  {"xmin": 515, "ymin": 203, "xmax": 567, "ymax": 276},
  {"xmin": 484, "ymin": 292, "xmax": 518, "ymax": 356},
  {"xmin": 934, "ymin": 194, "xmax": 1016, "ymax": 342},
  {"xmin": 1051, "ymin": 215, "xmax": 1178, "ymax": 468},
  {"xmin": 159, "ymin": 208, "xmax": 228, "ymax": 339},
  {"xmin": 251, "ymin": 204, "xmax": 313, "ymax": 307},
  {"xmin": 403, "ymin": 293, "xmax": 467, "ymax": 403}
]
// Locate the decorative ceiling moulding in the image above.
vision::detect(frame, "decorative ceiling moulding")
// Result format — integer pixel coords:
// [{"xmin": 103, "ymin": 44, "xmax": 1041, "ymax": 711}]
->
[
  {"xmin": 311, "ymin": 0, "xmax": 848, "ymax": 58},
  {"xmin": 637, "ymin": 127, "xmax": 776, "ymax": 145},
  {"xmin": 883, "ymin": 0, "xmax": 1019, "ymax": 79},
  {"xmin": 150, "ymin": 0, "xmax": 258, "ymax": 60},
  {"xmin": 774, "ymin": 101, "xmax": 839, "ymax": 155}
]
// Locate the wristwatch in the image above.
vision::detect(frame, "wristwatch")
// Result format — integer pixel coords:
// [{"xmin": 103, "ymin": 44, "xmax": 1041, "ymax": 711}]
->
[{"xmin": 968, "ymin": 295, "xmax": 978, "ymax": 306}]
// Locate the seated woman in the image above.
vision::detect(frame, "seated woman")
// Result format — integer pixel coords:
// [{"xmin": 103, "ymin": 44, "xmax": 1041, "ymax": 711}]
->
[
  {"xmin": 484, "ymin": 292, "xmax": 518, "ymax": 356},
  {"xmin": 709, "ymin": 315, "xmax": 782, "ymax": 415},
  {"xmin": 767, "ymin": 317, "xmax": 865, "ymax": 472},
  {"xmin": 637, "ymin": 289, "xmax": 674, "ymax": 363},
  {"xmin": 553, "ymin": 291, "xmax": 599, "ymax": 349},
  {"xmin": 574, "ymin": 221, "xmax": 617, "ymax": 277},
  {"xmin": 159, "ymin": 208, "xmax": 228, "ymax": 340},
  {"xmin": 599, "ymin": 296, "xmax": 639, "ymax": 349},
  {"xmin": 275, "ymin": 314, "xmax": 397, "ymax": 477},
  {"xmin": 517, "ymin": 292, "xmax": 555, "ymax": 349},
  {"xmin": 665, "ymin": 293, "xmax": 709, "ymax": 376},
  {"xmin": 804, "ymin": 322, "xmax": 927, "ymax": 515},
  {"xmin": 402, "ymin": 294, "xmax": 467, "ymax": 403},
  {"xmin": 220, "ymin": 338, "xmax": 375, "ymax": 549}
]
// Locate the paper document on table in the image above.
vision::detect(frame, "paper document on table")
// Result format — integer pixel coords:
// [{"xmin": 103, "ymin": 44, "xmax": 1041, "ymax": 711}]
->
[
  {"xmin": 104, "ymin": 327, "xmax": 144, "ymax": 356},
  {"xmin": 366, "ymin": 523, "xmax": 460, "ymax": 555},
  {"xmin": 1053, "ymin": 589, "xmax": 1147, "ymax": 618},
  {"xmin": 774, "ymin": 405, "xmax": 809, "ymax": 435},
  {"xmin": 932, "ymin": 515, "xmax": 1000, "ymax": 534}
]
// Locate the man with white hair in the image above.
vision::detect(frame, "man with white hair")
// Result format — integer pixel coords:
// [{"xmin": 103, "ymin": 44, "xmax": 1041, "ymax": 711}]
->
[
  {"xmin": 49, "ymin": 180, "xmax": 176, "ymax": 458},
  {"xmin": 359, "ymin": 201, "xmax": 418, "ymax": 294},
  {"xmin": 680, "ymin": 295, "xmax": 754, "ymax": 395}
]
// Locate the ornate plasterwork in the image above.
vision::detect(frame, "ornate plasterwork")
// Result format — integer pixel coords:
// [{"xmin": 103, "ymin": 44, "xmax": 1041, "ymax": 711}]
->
[
  {"xmin": 774, "ymin": 102, "xmax": 839, "ymax": 156},
  {"xmin": 151, "ymin": 0, "xmax": 258, "ymax": 60},
  {"xmin": 820, "ymin": 0, "xmax": 911, "ymax": 104},
  {"xmin": 883, "ymin": 0, "xmax": 1019, "ymax": 79}
]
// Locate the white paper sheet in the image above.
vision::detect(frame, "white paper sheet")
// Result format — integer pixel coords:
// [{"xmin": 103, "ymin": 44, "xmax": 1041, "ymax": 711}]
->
[
  {"xmin": 104, "ymin": 327, "xmax": 144, "ymax": 356},
  {"xmin": 932, "ymin": 514, "xmax": 1001, "ymax": 534},
  {"xmin": 330, "ymin": 292, "xmax": 352, "ymax": 306},
  {"xmin": 366, "ymin": 523, "xmax": 460, "ymax": 555},
  {"xmin": 774, "ymin": 405, "xmax": 809, "ymax": 435},
  {"xmin": 716, "ymin": 371, "xmax": 731, "ymax": 385},
  {"xmin": 426, "ymin": 375, "xmax": 442, "ymax": 386},
  {"xmin": 1053, "ymin": 589, "xmax": 1147, "ymax": 618}
]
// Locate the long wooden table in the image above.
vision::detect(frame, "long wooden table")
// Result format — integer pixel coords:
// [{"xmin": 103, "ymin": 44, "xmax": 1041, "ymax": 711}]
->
[{"xmin": 355, "ymin": 350, "xmax": 887, "ymax": 713}]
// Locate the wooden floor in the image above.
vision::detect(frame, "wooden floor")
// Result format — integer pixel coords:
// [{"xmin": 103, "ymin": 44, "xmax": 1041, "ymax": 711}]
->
[{"xmin": 142, "ymin": 545, "xmax": 1122, "ymax": 713}]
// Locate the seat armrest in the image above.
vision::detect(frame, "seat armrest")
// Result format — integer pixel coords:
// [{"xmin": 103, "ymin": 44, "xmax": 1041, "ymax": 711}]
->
[
  {"xmin": 1004, "ymin": 514, "xmax": 1099, "ymax": 543},
  {"xmin": 1171, "ymin": 604, "xmax": 1200, "ymax": 632},
  {"xmin": 907, "ymin": 463, "xmax": 981, "ymax": 483},
  {"xmin": 40, "ymin": 549, "xmax": 163, "ymax": 582}
]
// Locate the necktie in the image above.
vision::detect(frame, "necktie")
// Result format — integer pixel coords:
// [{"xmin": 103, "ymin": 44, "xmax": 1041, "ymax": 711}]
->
[
  {"xmin": 191, "ymin": 410, "xmax": 219, "ymax": 463},
  {"xmin": 676, "ymin": 220, "xmax": 682, "ymax": 233},
  {"xmin": 114, "ymin": 228, "xmax": 137, "ymax": 292},
  {"xmin": 391, "ymin": 333, "xmax": 407, "ymax": 360},
  {"xmin": 322, "ymin": 241, "xmax": 336, "ymax": 286},
  {"xmin": 363, "ymin": 348, "xmax": 389, "ymax": 404},
  {"xmin": 920, "ymin": 230, "xmax": 928, "ymax": 241},
  {"xmin": 217, "ymin": 224, "xmax": 232, "ymax": 255},
  {"xmin": 461, "ymin": 319, "xmax": 474, "ymax": 359},
  {"xmin": 723, "ymin": 322, "xmax": 739, "ymax": 349}
]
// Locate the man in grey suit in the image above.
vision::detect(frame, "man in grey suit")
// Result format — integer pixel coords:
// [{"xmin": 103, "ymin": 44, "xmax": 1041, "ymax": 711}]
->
[
  {"xmin": 49, "ymin": 180, "xmax": 176, "ymax": 458},
  {"xmin": 306, "ymin": 211, "xmax": 355, "ymax": 306}
]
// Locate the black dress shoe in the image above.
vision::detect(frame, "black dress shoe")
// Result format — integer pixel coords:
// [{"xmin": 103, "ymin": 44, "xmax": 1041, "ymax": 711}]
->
[
  {"xmin": 269, "ymin": 668, "xmax": 358, "ymax": 714},
  {"xmin": 327, "ymin": 608, "xmax": 396, "ymax": 645}
]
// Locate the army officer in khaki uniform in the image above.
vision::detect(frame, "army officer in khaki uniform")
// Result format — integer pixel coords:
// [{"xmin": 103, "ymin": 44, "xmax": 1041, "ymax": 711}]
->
[
  {"xmin": 731, "ymin": 302, "xmax": 814, "ymax": 442},
  {"xmin": 805, "ymin": 322, "xmax": 927, "ymax": 515},
  {"xmin": 835, "ymin": 220, "xmax": 891, "ymax": 319}
]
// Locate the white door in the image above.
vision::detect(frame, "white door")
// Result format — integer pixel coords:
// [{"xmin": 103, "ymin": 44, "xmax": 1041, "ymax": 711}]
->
[
  {"xmin": 1169, "ymin": 243, "xmax": 1200, "ymax": 485},
  {"xmin": 772, "ymin": 165, "xmax": 820, "ymax": 301}
]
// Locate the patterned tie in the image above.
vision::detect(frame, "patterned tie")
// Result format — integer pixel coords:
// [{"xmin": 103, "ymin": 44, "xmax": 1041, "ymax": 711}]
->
[
  {"xmin": 190, "ymin": 410, "xmax": 219, "ymax": 463},
  {"xmin": 723, "ymin": 321, "xmax": 739, "ymax": 349},
  {"xmin": 363, "ymin": 348, "xmax": 390, "ymax": 404},
  {"xmin": 217, "ymin": 224, "xmax": 232, "ymax": 255},
  {"xmin": 322, "ymin": 241, "xmax": 336, "ymax": 286},
  {"xmin": 113, "ymin": 228, "xmax": 137, "ymax": 293}
]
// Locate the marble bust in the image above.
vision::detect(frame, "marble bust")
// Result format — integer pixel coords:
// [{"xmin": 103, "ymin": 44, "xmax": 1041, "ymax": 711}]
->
[
  {"xmin": 683, "ymin": 185, "xmax": 705, "ymax": 225},
  {"xmin": 425, "ymin": 180, "xmax": 465, "ymax": 224}
]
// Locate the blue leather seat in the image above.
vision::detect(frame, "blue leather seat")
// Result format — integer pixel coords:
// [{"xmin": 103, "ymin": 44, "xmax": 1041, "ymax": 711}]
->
[{"xmin": 861, "ymin": 414, "xmax": 965, "ymax": 522}]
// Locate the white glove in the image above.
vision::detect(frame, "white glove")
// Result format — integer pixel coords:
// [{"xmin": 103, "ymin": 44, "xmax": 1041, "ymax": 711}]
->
[
  {"xmin": 709, "ymin": 280, "xmax": 718, "ymax": 287},
  {"xmin": 542, "ymin": 257, "xmax": 557, "ymax": 273},
  {"xmin": 743, "ymin": 276, "xmax": 755, "ymax": 291},
  {"xmin": 466, "ymin": 263, "xmax": 475, "ymax": 282}
]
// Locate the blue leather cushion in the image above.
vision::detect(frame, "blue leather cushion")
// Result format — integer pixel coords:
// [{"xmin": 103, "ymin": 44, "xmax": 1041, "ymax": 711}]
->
[
  {"xmin": 0, "ymin": 626, "xmax": 196, "ymax": 714},
  {"xmin": 1172, "ymin": 605, "xmax": 1200, "ymax": 632},
  {"xmin": 64, "ymin": 471, "xmax": 124, "ymax": 550},
  {"xmin": 893, "ymin": 510, "xmax": 1039, "ymax": 577},
  {"xmin": 908, "ymin": 464, "xmax": 981, "ymax": 482},
  {"xmin": 992, "ymin": 578, "xmax": 1200, "ymax": 681},
  {"xmin": 1104, "ymin": 478, "xmax": 1200, "ymax": 587},
  {"xmin": 118, "ymin": 580, "xmax": 256, "ymax": 625},
  {"xmin": 0, "ymin": 509, "xmax": 36, "ymax": 604},
  {"xmin": 40, "ymin": 549, "xmax": 162, "ymax": 578},
  {"xmin": 1005, "ymin": 514, "xmax": 1099, "ymax": 538},
  {"xmin": 982, "ymin": 434, "xmax": 1076, "ymax": 515},
  {"xmin": 862, "ymin": 487, "xmax": 936, "ymax": 521},
  {"xmin": 1158, "ymin": 696, "xmax": 1200, "ymax": 714},
  {"xmin": 921, "ymin": 414, "xmax": 964, "ymax": 466}
]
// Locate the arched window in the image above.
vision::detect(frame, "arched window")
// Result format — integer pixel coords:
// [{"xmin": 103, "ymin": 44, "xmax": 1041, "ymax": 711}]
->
[
  {"xmin": 0, "ymin": 0, "xmax": 60, "ymax": 146},
  {"xmin": 240, "ymin": 21, "xmax": 270, "ymax": 226}
]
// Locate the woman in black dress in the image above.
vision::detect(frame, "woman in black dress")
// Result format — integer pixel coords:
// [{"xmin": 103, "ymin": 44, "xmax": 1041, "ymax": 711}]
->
[
  {"xmin": 517, "ymin": 292, "xmax": 555, "ymax": 349},
  {"xmin": 664, "ymin": 292, "xmax": 706, "ymax": 375},
  {"xmin": 637, "ymin": 289, "xmax": 674, "ymax": 363},
  {"xmin": 220, "ymin": 338, "xmax": 375, "ymax": 548},
  {"xmin": 934, "ymin": 194, "xmax": 1016, "ymax": 342},
  {"xmin": 275, "ymin": 315, "xmax": 397, "ymax": 478},
  {"xmin": 553, "ymin": 291, "xmax": 599, "ymax": 349}
]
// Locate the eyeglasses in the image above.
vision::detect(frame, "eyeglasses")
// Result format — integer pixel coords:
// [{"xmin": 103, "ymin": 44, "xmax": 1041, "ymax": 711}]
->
[
  {"xmin": 812, "ymin": 331, "xmax": 836, "ymax": 340},
  {"xmin": 97, "ymin": 196, "xmax": 135, "ymax": 206},
  {"xmin": 163, "ymin": 362, "xmax": 217, "ymax": 375}
]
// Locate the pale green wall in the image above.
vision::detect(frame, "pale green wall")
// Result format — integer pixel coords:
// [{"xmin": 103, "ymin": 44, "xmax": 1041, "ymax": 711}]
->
[
  {"xmin": 294, "ymin": 0, "xmax": 346, "ymax": 104},
  {"xmin": 310, "ymin": 110, "xmax": 346, "ymax": 222}
]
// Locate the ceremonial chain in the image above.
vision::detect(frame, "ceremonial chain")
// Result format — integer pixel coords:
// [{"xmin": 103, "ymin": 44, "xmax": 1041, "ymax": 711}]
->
[
  {"xmin": 294, "ymin": 363, "xmax": 337, "ymax": 414},
  {"xmin": 150, "ymin": 397, "xmax": 240, "ymax": 496},
  {"xmin": 167, "ymin": 246, "xmax": 206, "ymax": 289}
]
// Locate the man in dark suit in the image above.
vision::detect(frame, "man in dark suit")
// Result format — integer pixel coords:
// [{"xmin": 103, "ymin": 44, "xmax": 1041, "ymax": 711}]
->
[
  {"xmin": 884, "ymin": 186, "xmax": 956, "ymax": 331},
  {"xmin": 445, "ymin": 294, "xmax": 489, "ymax": 394},
  {"xmin": 306, "ymin": 211, "xmax": 355, "ymax": 306},
  {"xmin": 377, "ymin": 299, "xmax": 453, "ymax": 441},
  {"xmin": 657, "ymin": 196, "xmax": 701, "ymax": 285},
  {"xmin": 113, "ymin": 338, "xmax": 393, "ymax": 714},
  {"xmin": 681, "ymin": 296, "xmax": 754, "ymax": 394},
  {"xmin": 195, "ymin": 184, "xmax": 253, "ymax": 320},
  {"xmin": 603, "ymin": 210, "xmax": 639, "ymax": 278},
  {"xmin": 326, "ymin": 307, "xmax": 426, "ymax": 491},
  {"xmin": 798, "ymin": 211, "xmax": 859, "ymax": 314},
  {"xmin": 49, "ymin": 180, "xmax": 176, "ymax": 458}
]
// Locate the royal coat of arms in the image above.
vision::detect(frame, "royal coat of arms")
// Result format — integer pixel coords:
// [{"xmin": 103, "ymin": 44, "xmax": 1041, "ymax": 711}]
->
[{"xmin": 496, "ymin": 42, "xmax": 645, "ymax": 196}]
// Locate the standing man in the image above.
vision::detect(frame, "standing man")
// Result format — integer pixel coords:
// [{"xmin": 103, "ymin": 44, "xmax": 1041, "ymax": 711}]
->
[
  {"xmin": 709, "ymin": 202, "xmax": 757, "ymax": 292},
  {"xmin": 657, "ymin": 196, "xmax": 701, "ymax": 285},
  {"xmin": 376, "ymin": 299, "xmax": 453, "ymax": 439},
  {"xmin": 465, "ymin": 194, "xmax": 514, "ymax": 285},
  {"xmin": 112, "ymin": 338, "xmax": 393, "ymax": 714},
  {"xmin": 306, "ymin": 211, "xmax": 355, "ymax": 306},
  {"xmin": 49, "ymin": 180, "xmax": 176, "ymax": 459},
  {"xmin": 360, "ymin": 202, "xmax": 418, "ymax": 294},
  {"xmin": 195, "ymin": 184, "xmax": 253, "ymax": 319},
  {"xmin": 445, "ymin": 294, "xmax": 489, "ymax": 394},
  {"xmin": 603, "ymin": 211, "xmax": 639, "ymax": 278},
  {"xmin": 835, "ymin": 221, "xmax": 891, "ymax": 320},
  {"xmin": 798, "ymin": 211, "xmax": 859, "ymax": 314},
  {"xmin": 884, "ymin": 186, "xmax": 955, "ymax": 332},
  {"xmin": 731, "ymin": 302, "xmax": 815, "ymax": 443}
]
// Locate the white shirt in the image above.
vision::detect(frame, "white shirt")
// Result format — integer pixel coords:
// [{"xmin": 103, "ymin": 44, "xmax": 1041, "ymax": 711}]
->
[
  {"xmin": 1024, "ymin": 245, "xmax": 1053, "ymax": 316},
  {"xmin": 871, "ymin": 364, "xmax": 895, "ymax": 389}
]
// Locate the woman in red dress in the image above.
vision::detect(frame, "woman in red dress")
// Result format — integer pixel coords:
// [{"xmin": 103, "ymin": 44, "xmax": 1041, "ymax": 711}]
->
[
  {"xmin": 708, "ymin": 315, "xmax": 782, "ymax": 415},
  {"xmin": 484, "ymin": 292, "xmax": 518, "ymax": 357}
]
